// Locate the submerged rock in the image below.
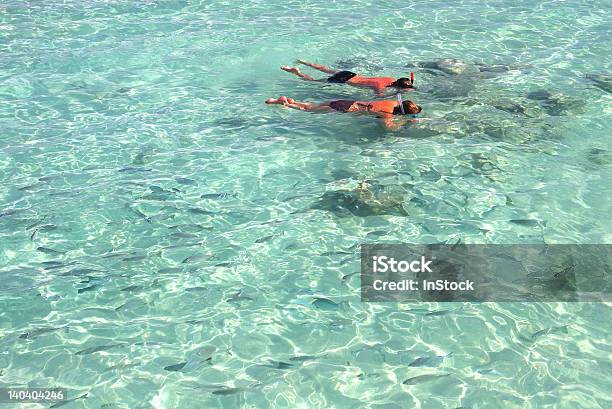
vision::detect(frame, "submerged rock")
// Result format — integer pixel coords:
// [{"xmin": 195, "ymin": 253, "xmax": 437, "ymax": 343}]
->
[
  {"xmin": 586, "ymin": 148, "xmax": 612, "ymax": 166},
  {"xmin": 477, "ymin": 64, "xmax": 510, "ymax": 73},
  {"xmin": 430, "ymin": 80, "xmax": 475, "ymax": 99},
  {"xmin": 475, "ymin": 62, "xmax": 526, "ymax": 78},
  {"xmin": 415, "ymin": 58, "xmax": 479, "ymax": 76},
  {"xmin": 410, "ymin": 59, "xmax": 519, "ymax": 101},
  {"xmin": 526, "ymin": 89, "xmax": 553, "ymax": 101},
  {"xmin": 409, "ymin": 59, "xmax": 481, "ymax": 99},
  {"xmin": 586, "ymin": 73, "xmax": 612, "ymax": 94},
  {"xmin": 307, "ymin": 181, "xmax": 409, "ymax": 217},
  {"xmin": 490, "ymin": 98, "xmax": 531, "ymax": 116},
  {"xmin": 335, "ymin": 57, "xmax": 385, "ymax": 73},
  {"xmin": 526, "ymin": 89, "xmax": 585, "ymax": 116}
]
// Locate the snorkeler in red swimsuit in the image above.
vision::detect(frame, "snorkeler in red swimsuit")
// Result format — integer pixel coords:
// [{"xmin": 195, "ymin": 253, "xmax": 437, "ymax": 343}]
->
[
  {"xmin": 281, "ymin": 60, "xmax": 415, "ymax": 95},
  {"xmin": 265, "ymin": 94, "xmax": 422, "ymax": 130}
]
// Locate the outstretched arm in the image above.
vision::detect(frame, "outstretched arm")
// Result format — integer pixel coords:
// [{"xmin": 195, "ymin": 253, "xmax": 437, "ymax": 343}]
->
[
  {"xmin": 281, "ymin": 66, "xmax": 317, "ymax": 81},
  {"xmin": 381, "ymin": 117, "xmax": 401, "ymax": 131},
  {"xmin": 296, "ymin": 59, "xmax": 338, "ymax": 74},
  {"xmin": 380, "ymin": 116, "xmax": 418, "ymax": 131}
]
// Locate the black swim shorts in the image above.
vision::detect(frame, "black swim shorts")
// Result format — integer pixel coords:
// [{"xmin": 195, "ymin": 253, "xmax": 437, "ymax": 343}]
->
[
  {"xmin": 327, "ymin": 70, "xmax": 357, "ymax": 83},
  {"xmin": 329, "ymin": 100, "xmax": 356, "ymax": 112}
]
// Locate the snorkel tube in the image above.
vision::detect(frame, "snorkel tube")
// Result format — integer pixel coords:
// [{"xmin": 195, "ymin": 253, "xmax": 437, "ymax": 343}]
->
[
  {"xmin": 396, "ymin": 92, "xmax": 419, "ymax": 118},
  {"xmin": 410, "ymin": 71, "xmax": 415, "ymax": 86},
  {"xmin": 396, "ymin": 93, "xmax": 406, "ymax": 114}
]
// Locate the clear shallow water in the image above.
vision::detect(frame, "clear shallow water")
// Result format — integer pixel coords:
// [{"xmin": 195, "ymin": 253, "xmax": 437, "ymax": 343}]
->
[{"xmin": 0, "ymin": 0, "xmax": 611, "ymax": 408}]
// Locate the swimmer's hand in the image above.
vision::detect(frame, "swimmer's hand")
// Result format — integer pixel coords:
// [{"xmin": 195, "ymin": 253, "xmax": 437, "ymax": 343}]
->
[
  {"xmin": 381, "ymin": 116, "xmax": 418, "ymax": 131},
  {"xmin": 382, "ymin": 117, "xmax": 401, "ymax": 130}
]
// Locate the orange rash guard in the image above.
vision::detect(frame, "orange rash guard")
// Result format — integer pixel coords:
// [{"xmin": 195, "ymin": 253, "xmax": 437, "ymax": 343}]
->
[
  {"xmin": 350, "ymin": 100, "xmax": 398, "ymax": 116},
  {"xmin": 346, "ymin": 76, "xmax": 396, "ymax": 89}
]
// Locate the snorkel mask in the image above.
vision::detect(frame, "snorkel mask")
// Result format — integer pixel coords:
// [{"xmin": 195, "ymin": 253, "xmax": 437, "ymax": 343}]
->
[{"xmin": 396, "ymin": 92, "xmax": 419, "ymax": 118}]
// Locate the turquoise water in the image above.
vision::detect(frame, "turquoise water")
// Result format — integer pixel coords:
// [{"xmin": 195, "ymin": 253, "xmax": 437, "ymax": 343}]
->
[{"xmin": 1, "ymin": 0, "xmax": 611, "ymax": 408}]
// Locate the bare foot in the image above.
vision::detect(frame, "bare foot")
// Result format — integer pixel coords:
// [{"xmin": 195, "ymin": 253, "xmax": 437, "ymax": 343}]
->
[
  {"xmin": 281, "ymin": 66, "xmax": 301, "ymax": 75},
  {"xmin": 295, "ymin": 59, "xmax": 308, "ymax": 65}
]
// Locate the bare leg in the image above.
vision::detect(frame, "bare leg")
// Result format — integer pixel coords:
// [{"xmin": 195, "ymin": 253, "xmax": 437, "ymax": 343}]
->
[
  {"xmin": 296, "ymin": 59, "xmax": 338, "ymax": 74},
  {"xmin": 280, "ymin": 66, "xmax": 316, "ymax": 81},
  {"xmin": 265, "ymin": 96, "xmax": 333, "ymax": 112}
]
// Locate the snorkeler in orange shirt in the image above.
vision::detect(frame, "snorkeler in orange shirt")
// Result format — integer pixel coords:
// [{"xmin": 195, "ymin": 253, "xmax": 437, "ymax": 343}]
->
[
  {"xmin": 281, "ymin": 59, "xmax": 415, "ymax": 95},
  {"xmin": 265, "ymin": 94, "xmax": 422, "ymax": 130}
]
